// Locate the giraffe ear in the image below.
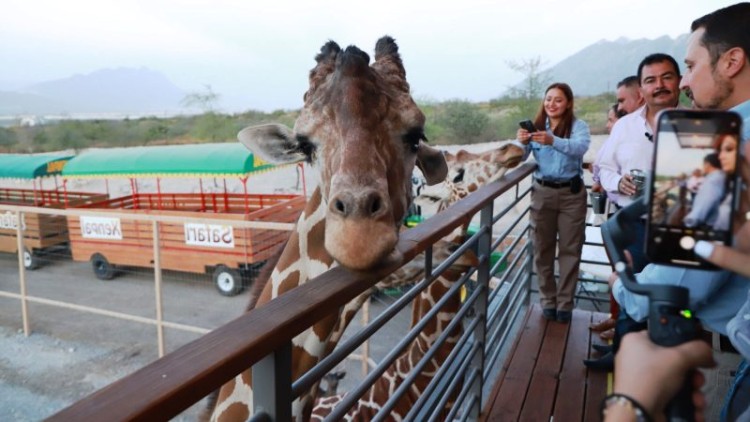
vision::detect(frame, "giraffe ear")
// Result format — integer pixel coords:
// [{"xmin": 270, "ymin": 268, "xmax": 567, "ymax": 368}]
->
[
  {"xmin": 238, "ymin": 124, "xmax": 309, "ymax": 164},
  {"xmin": 416, "ymin": 142, "xmax": 448, "ymax": 185}
]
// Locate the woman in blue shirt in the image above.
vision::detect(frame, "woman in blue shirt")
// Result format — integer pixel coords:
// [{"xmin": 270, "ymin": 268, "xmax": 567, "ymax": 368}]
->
[{"xmin": 517, "ymin": 82, "xmax": 591, "ymax": 323}]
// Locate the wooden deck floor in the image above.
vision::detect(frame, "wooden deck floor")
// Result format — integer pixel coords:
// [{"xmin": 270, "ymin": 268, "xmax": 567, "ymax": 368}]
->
[{"xmin": 482, "ymin": 304, "xmax": 611, "ymax": 422}]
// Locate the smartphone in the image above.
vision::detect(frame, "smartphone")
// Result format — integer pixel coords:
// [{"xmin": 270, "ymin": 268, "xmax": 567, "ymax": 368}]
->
[
  {"xmin": 518, "ymin": 119, "xmax": 537, "ymax": 133},
  {"xmin": 646, "ymin": 109, "xmax": 742, "ymax": 269}
]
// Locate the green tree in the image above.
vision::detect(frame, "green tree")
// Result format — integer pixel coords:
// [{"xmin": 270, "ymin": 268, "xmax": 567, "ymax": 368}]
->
[
  {"xmin": 181, "ymin": 84, "xmax": 220, "ymax": 112},
  {"xmin": 0, "ymin": 127, "xmax": 17, "ymax": 151},
  {"xmin": 433, "ymin": 100, "xmax": 490, "ymax": 144},
  {"xmin": 504, "ymin": 56, "xmax": 552, "ymax": 119}
]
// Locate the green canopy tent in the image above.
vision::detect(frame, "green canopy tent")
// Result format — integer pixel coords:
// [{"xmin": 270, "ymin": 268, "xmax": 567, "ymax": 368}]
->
[
  {"xmin": 0, "ymin": 152, "xmax": 72, "ymax": 179},
  {"xmin": 0, "ymin": 152, "xmax": 73, "ymax": 205},
  {"xmin": 62, "ymin": 143, "xmax": 303, "ymax": 212},
  {"xmin": 61, "ymin": 143, "xmax": 276, "ymax": 179}
]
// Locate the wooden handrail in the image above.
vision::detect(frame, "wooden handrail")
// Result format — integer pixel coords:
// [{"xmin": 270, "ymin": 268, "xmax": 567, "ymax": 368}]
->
[{"xmin": 48, "ymin": 163, "xmax": 537, "ymax": 421}]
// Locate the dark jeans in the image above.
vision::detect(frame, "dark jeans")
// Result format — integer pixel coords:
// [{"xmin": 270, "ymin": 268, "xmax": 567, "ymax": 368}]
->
[
  {"xmin": 613, "ymin": 311, "xmax": 648, "ymax": 354},
  {"xmin": 612, "ymin": 212, "xmax": 649, "ymax": 354},
  {"xmin": 626, "ymin": 217, "xmax": 649, "ymax": 273}
]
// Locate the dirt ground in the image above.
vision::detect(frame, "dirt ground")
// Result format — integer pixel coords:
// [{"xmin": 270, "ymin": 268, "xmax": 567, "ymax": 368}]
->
[{"xmin": 0, "ymin": 264, "xmax": 410, "ymax": 422}]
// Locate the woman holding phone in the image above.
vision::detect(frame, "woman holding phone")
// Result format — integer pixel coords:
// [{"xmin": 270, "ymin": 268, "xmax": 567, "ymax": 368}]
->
[
  {"xmin": 713, "ymin": 133, "xmax": 740, "ymax": 231},
  {"xmin": 516, "ymin": 82, "xmax": 591, "ymax": 323}
]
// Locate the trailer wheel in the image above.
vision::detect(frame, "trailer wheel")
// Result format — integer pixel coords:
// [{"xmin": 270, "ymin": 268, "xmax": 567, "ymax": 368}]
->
[
  {"xmin": 91, "ymin": 253, "xmax": 116, "ymax": 280},
  {"xmin": 213, "ymin": 265, "xmax": 244, "ymax": 296},
  {"xmin": 23, "ymin": 249, "xmax": 41, "ymax": 270}
]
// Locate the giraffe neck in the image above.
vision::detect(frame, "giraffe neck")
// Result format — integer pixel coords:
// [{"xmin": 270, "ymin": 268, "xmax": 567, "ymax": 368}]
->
[
  {"xmin": 212, "ymin": 187, "xmax": 342, "ymax": 422},
  {"xmin": 311, "ymin": 273, "xmax": 462, "ymax": 420}
]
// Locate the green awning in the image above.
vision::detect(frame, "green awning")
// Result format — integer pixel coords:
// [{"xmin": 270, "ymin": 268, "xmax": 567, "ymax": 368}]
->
[
  {"xmin": 62, "ymin": 143, "xmax": 279, "ymax": 178},
  {"xmin": 0, "ymin": 153, "xmax": 73, "ymax": 179}
]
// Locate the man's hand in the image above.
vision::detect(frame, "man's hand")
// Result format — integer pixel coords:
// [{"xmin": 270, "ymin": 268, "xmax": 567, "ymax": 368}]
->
[
  {"xmin": 695, "ymin": 219, "xmax": 750, "ymax": 277},
  {"xmin": 618, "ymin": 174, "xmax": 637, "ymax": 196},
  {"xmin": 613, "ymin": 331, "xmax": 714, "ymax": 421}
]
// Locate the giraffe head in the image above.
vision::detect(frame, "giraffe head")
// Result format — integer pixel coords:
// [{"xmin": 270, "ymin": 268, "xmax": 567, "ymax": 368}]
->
[
  {"xmin": 239, "ymin": 36, "xmax": 447, "ymax": 270},
  {"xmin": 415, "ymin": 140, "xmax": 526, "ymax": 211}
]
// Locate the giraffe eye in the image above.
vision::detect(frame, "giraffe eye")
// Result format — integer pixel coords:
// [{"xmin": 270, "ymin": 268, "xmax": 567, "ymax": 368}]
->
[
  {"xmin": 402, "ymin": 128, "xmax": 426, "ymax": 152},
  {"xmin": 452, "ymin": 168, "xmax": 465, "ymax": 183}
]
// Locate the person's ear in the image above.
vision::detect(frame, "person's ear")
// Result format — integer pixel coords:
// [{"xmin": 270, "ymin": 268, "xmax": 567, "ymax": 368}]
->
[{"xmin": 723, "ymin": 47, "xmax": 747, "ymax": 78}]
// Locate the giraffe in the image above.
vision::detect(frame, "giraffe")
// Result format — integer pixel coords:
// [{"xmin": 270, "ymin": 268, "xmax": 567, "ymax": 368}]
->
[
  {"xmin": 416, "ymin": 141, "xmax": 527, "ymax": 217},
  {"xmin": 325, "ymin": 140, "xmax": 527, "ymax": 349},
  {"xmin": 309, "ymin": 141, "xmax": 527, "ymax": 419},
  {"xmin": 207, "ymin": 36, "xmax": 448, "ymax": 422},
  {"xmin": 310, "ymin": 242, "xmax": 475, "ymax": 421}
]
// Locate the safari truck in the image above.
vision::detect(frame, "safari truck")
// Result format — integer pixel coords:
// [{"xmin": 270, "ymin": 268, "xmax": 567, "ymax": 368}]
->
[
  {"xmin": 62, "ymin": 143, "xmax": 306, "ymax": 296},
  {"xmin": 0, "ymin": 153, "xmax": 107, "ymax": 269}
]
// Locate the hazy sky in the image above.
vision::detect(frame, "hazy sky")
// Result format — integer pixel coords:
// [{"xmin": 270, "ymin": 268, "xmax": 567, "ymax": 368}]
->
[{"xmin": 0, "ymin": 0, "xmax": 739, "ymax": 112}]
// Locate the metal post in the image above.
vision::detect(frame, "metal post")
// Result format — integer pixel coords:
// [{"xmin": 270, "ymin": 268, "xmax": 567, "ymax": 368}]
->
[
  {"xmin": 156, "ymin": 178, "xmax": 162, "ymax": 211},
  {"xmin": 241, "ymin": 176, "xmax": 249, "ymax": 214},
  {"xmin": 299, "ymin": 163, "xmax": 307, "ymax": 197},
  {"xmin": 362, "ymin": 297, "xmax": 370, "ymax": 377},
  {"xmin": 16, "ymin": 211, "xmax": 30, "ymax": 336},
  {"xmin": 468, "ymin": 202, "xmax": 492, "ymax": 418},
  {"xmin": 153, "ymin": 221, "xmax": 165, "ymax": 357},
  {"xmin": 253, "ymin": 341, "xmax": 293, "ymax": 421}
]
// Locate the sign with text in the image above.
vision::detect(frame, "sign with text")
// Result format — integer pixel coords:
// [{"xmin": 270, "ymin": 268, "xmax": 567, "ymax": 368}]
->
[
  {"xmin": 184, "ymin": 223, "xmax": 235, "ymax": 248},
  {"xmin": 0, "ymin": 211, "xmax": 26, "ymax": 231},
  {"xmin": 80, "ymin": 216, "xmax": 123, "ymax": 240}
]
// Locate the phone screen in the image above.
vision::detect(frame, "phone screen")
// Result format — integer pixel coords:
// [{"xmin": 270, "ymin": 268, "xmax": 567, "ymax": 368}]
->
[{"xmin": 646, "ymin": 109, "xmax": 742, "ymax": 268}]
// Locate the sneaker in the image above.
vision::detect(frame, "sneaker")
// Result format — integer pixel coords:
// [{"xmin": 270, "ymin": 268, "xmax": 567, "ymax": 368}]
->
[
  {"xmin": 727, "ymin": 291, "xmax": 750, "ymax": 358},
  {"xmin": 542, "ymin": 308, "xmax": 557, "ymax": 321}
]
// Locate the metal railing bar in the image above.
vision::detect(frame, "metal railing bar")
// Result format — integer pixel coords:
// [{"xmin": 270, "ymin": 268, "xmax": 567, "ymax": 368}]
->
[
  {"xmin": 323, "ymin": 268, "xmax": 471, "ymax": 421},
  {"xmin": 458, "ymin": 392, "xmax": 480, "ymax": 422},
  {"xmin": 431, "ymin": 347, "xmax": 480, "ymax": 422},
  {"xmin": 374, "ymin": 287, "xmax": 480, "ymax": 422},
  {"xmin": 484, "ymin": 291, "xmax": 528, "ymax": 379},
  {"xmin": 490, "ymin": 209, "xmax": 531, "ymax": 254},
  {"xmin": 295, "ymin": 240, "xmax": 475, "ymax": 396},
  {"xmin": 487, "ymin": 252, "xmax": 529, "ymax": 315},
  {"xmin": 485, "ymin": 264, "xmax": 529, "ymax": 362},
  {"xmin": 487, "ymin": 229, "xmax": 531, "ymax": 298},
  {"xmin": 405, "ymin": 315, "xmax": 481, "ymax": 421},
  {"xmin": 294, "ymin": 272, "xmax": 431, "ymax": 397},
  {"xmin": 489, "ymin": 187, "xmax": 532, "ymax": 227}
]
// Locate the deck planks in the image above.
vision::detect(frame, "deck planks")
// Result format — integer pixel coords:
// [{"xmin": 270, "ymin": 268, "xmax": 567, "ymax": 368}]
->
[{"xmin": 482, "ymin": 304, "xmax": 610, "ymax": 422}]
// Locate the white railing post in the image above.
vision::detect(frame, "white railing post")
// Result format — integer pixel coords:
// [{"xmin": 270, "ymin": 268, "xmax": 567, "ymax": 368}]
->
[
  {"xmin": 16, "ymin": 210, "xmax": 30, "ymax": 336},
  {"xmin": 153, "ymin": 220, "xmax": 165, "ymax": 357}
]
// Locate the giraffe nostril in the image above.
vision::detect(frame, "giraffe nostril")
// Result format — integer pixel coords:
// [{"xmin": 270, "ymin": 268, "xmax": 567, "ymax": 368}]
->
[
  {"xmin": 334, "ymin": 199, "xmax": 346, "ymax": 215},
  {"xmin": 370, "ymin": 196, "xmax": 381, "ymax": 214}
]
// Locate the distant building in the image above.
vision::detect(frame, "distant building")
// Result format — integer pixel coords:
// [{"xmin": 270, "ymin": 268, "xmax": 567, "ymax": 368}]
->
[{"xmin": 17, "ymin": 115, "xmax": 45, "ymax": 127}]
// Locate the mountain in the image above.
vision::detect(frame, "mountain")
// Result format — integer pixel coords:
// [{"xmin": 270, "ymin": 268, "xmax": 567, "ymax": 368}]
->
[
  {"xmin": 508, "ymin": 34, "xmax": 690, "ymax": 97},
  {"xmin": 1, "ymin": 67, "xmax": 186, "ymax": 115}
]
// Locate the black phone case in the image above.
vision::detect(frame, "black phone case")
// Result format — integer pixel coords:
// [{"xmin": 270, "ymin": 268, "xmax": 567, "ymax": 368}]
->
[
  {"xmin": 519, "ymin": 120, "xmax": 536, "ymax": 132},
  {"xmin": 645, "ymin": 109, "xmax": 741, "ymax": 269}
]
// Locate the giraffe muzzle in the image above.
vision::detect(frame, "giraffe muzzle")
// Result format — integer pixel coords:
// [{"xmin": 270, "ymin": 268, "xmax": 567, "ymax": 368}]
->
[
  {"xmin": 328, "ymin": 189, "xmax": 388, "ymax": 220},
  {"xmin": 324, "ymin": 188, "xmax": 398, "ymax": 270}
]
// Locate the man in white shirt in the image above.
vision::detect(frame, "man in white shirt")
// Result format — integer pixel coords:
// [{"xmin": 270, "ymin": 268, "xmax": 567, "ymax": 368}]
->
[
  {"xmin": 591, "ymin": 76, "xmax": 644, "ymax": 197},
  {"xmin": 585, "ymin": 53, "xmax": 682, "ymax": 371},
  {"xmin": 595, "ymin": 53, "xmax": 682, "ymax": 271}
]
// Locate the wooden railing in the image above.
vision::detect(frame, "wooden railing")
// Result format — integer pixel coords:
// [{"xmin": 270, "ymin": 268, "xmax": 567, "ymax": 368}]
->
[{"xmin": 42, "ymin": 162, "xmax": 611, "ymax": 421}]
